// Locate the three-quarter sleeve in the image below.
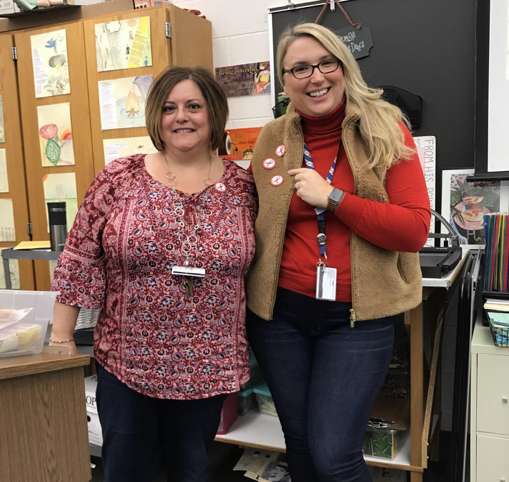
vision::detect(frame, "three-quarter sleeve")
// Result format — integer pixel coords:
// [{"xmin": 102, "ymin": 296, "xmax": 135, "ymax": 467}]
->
[{"xmin": 52, "ymin": 164, "xmax": 121, "ymax": 309}]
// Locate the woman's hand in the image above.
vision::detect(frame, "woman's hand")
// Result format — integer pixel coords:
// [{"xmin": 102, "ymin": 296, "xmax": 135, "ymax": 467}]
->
[
  {"xmin": 48, "ymin": 340, "xmax": 78, "ymax": 356},
  {"xmin": 288, "ymin": 168, "xmax": 333, "ymax": 209}
]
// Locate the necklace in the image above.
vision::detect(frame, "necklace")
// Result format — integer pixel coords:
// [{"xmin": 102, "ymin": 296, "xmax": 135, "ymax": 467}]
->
[{"xmin": 163, "ymin": 152, "xmax": 214, "ymax": 190}]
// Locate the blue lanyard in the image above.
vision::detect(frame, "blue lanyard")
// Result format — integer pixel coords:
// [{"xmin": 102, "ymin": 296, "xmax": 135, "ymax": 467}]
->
[{"xmin": 303, "ymin": 143, "xmax": 338, "ymax": 260}]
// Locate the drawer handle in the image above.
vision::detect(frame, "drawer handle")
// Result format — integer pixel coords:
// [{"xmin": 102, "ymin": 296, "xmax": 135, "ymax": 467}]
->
[{"xmin": 503, "ymin": 397, "xmax": 508, "ymax": 404}]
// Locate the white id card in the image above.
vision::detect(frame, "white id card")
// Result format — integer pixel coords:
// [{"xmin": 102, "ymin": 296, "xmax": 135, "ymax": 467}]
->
[
  {"xmin": 316, "ymin": 265, "xmax": 337, "ymax": 301},
  {"xmin": 172, "ymin": 266, "xmax": 206, "ymax": 278}
]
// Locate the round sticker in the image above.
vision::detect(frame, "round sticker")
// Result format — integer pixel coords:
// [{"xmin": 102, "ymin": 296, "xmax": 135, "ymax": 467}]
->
[
  {"xmin": 270, "ymin": 175, "xmax": 284, "ymax": 186},
  {"xmin": 275, "ymin": 144, "xmax": 286, "ymax": 157},
  {"xmin": 263, "ymin": 158, "xmax": 276, "ymax": 170},
  {"xmin": 215, "ymin": 182, "xmax": 226, "ymax": 192}
]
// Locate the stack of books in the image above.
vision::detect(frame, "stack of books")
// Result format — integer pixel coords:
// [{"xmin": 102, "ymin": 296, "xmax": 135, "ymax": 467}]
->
[
  {"xmin": 484, "ymin": 299, "xmax": 509, "ymax": 346},
  {"xmin": 483, "ymin": 213, "xmax": 509, "ymax": 292}
]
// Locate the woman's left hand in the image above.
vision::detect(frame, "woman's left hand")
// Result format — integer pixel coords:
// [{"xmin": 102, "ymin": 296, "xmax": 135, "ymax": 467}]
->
[{"xmin": 288, "ymin": 168, "xmax": 332, "ymax": 209}]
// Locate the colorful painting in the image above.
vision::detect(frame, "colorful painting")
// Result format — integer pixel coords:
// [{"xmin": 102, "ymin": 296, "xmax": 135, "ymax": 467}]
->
[
  {"xmin": 95, "ymin": 17, "xmax": 152, "ymax": 72},
  {"xmin": 98, "ymin": 75, "xmax": 153, "ymax": 130},
  {"xmin": 441, "ymin": 169, "xmax": 509, "ymax": 245},
  {"xmin": 30, "ymin": 29, "xmax": 70, "ymax": 98},
  {"xmin": 215, "ymin": 61, "xmax": 271, "ymax": 97},
  {"xmin": 219, "ymin": 127, "xmax": 262, "ymax": 160},
  {"xmin": 42, "ymin": 172, "xmax": 78, "ymax": 232},
  {"xmin": 37, "ymin": 103, "xmax": 75, "ymax": 167}
]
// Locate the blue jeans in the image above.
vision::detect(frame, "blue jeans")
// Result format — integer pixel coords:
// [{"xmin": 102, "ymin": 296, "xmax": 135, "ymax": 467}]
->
[
  {"xmin": 95, "ymin": 363, "xmax": 226, "ymax": 482},
  {"xmin": 246, "ymin": 288, "xmax": 395, "ymax": 482}
]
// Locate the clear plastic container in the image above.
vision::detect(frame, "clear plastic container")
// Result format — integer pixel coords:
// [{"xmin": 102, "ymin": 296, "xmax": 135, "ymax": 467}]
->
[
  {"xmin": 362, "ymin": 426, "xmax": 409, "ymax": 459},
  {"xmin": 0, "ymin": 290, "xmax": 58, "ymax": 358},
  {"xmin": 253, "ymin": 382, "xmax": 278, "ymax": 417}
]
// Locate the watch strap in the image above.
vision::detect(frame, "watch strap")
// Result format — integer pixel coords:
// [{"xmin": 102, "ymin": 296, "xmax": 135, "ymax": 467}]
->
[{"xmin": 327, "ymin": 188, "xmax": 344, "ymax": 213}]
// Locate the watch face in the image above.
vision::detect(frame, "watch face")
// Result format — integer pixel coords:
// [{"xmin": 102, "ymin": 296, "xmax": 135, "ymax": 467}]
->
[{"xmin": 329, "ymin": 188, "xmax": 342, "ymax": 203}]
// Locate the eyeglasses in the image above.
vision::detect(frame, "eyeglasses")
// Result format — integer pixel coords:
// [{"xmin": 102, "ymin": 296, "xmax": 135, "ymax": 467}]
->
[{"xmin": 282, "ymin": 58, "xmax": 341, "ymax": 79}]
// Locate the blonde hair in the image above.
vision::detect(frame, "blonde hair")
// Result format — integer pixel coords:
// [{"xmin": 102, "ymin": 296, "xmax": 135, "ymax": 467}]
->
[
  {"xmin": 277, "ymin": 23, "xmax": 414, "ymax": 178},
  {"xmin": 146, "ymin": 66, "xmax": 228, "ymax": 152}
]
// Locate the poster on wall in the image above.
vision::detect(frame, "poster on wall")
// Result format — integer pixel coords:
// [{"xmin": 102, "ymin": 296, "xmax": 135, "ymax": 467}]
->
[
  {"xmin": 414, "ymin": 136, "xmax": 436, "ymax": 246},
  {"xmin": 219, "ymin": 127, "xmax": 262, "ymax": 160},
  {"xmin": 42, "ymin": 172, "xmax": 78, "ymax": 232},
  {"xmin": 215, "ymin": 62, "xmax": 271, "ymax": 97},
  {"xmin": 0, "ymin": 148, "xmax": 8, "ymax": 192},
  {"xmin": 0, "ymin": 198, "xmax": 15, "ymax": 242},
  {"xmin": 441, "ymin": 169, "xmax": 509, "ymax": 245},
  {"xmin": 103, "ymin": 136, "xmax": 157, "ymax": 165},
  {"xmin": 37, "ymin": 103, "xmax": 75, "ymax": 167},
  {"xmin": 30, "ymin": 29, "xmax": 70, "ymax": 98},
  {"xmin": 98, "ymin": 75, "xmax": 153, "ymax": 130},
  {"xmin": 0, "ymin": 95, "xmax": 5, "ymax": 143},
  {"xmin": 95, "ymin": 17, "xmax": 152, "ymax": 72},
  {"xmin": 0, "ymin": 249, "xmax": 20, "ymax": 290}
]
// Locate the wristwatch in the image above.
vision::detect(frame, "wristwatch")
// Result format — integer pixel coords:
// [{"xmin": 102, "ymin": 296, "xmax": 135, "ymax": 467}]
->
[{"xmin": 327, "ymin": 187, "xmax": 344, "ymax": 213}]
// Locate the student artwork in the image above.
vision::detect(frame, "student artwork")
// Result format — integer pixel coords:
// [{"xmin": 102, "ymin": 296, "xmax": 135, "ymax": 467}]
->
[
  {"xmin": 215, "ymin": 62, "xmax": 271, "ymax": 97},
  {"xmin": 441, "ymin": 169, "xmax": 509, "ymax": 245},
  {"xmin": 42, "ymin": 172, "xmax": 78, "ymax": 232},
  {"xmin": 95, "ymin": 17, "xmax": 152, "ymax": 72},
  {"xmin": 0, "ymin": 149, "xmax": 8, "ymax": 192},
  {"xmin": 37, "ymin": 103, "xmax": 75, "ymax": 166},
  {"xmin": 30, "ymin": 29, "xmax": 70, "ymax": 98},
  {"xmin": 103, "ymin": 136, "xmax": 157, "ymax": 165},
  {"xmin": 219, "ymin": 127, "xmax": 262, "ymax": 160},
  {"xmin": 98, "ymin": 75, "xmax": 153, "ymax": 130},
  {"xmin": 0, "ymin": 95, "xmax": 5, "ymax": 143},
  {"xmin": 0, "ymin": 198, "xmax": 15, "ymax": 242}
]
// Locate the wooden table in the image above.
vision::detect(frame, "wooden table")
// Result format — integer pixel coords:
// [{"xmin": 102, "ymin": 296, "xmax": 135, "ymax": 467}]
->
[{"xmin": 0, "ymin": 351, "xmax": 91, "ymax": 482}]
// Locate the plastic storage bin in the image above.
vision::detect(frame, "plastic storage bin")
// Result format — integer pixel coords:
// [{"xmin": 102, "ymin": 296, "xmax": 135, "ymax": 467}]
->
[
  {"xmin": 362, "ymin": 426, "xmax": 408, "ymax": 459},
  {"xmin": 253, "ymin": 382, "xmax": 278, "ymax": 417},
  {"xmin": 0, "ymin": 290, "xmax": 58, "ymax": 358}
]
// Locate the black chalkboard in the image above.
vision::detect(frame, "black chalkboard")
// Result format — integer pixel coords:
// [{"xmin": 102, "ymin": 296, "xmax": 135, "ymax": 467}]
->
[{"xmin": 270, "ymin": 0, "xmax": 477, "ymax": 206}]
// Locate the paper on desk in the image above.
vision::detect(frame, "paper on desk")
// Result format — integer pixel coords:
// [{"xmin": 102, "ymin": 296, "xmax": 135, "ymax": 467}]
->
[
  {"xmin": 487, "ymin": 311, "xmax": 509, "ymax": 326},
  {"xmin": 14, "ymin": 241, "xmax": 51, "ymax": 250}
]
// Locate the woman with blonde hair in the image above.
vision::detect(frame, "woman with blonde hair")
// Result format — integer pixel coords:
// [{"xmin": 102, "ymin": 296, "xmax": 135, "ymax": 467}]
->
[{"xmin": 246, "ymin": 23, "xmax": 430, "ymax": 481}]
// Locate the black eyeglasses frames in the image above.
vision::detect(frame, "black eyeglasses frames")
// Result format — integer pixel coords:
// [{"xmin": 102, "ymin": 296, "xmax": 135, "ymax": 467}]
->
[{"xmin": 282, "ymin": 58, "xmax": 341, "ymax": 80}]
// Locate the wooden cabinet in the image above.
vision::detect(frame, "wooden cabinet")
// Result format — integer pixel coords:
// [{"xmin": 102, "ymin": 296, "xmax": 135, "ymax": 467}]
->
[{"xmin": 471, "ymin": 321, "xmax": 509, "ymax": 481}]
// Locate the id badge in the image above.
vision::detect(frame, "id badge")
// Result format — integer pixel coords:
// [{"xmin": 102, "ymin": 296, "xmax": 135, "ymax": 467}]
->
[
  {"xmin": 316, "ymin": 265, "xmax": 337, "ymax": 301},
  {"xmin": 171, "ymin": 266, "xmax": 206, "ymax": 278}
]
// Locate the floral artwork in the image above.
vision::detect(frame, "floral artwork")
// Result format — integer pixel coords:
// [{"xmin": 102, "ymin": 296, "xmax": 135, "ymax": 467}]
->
[{"xmin": 37, "ymin": 103, "xmax": 75, "ymax": 167}]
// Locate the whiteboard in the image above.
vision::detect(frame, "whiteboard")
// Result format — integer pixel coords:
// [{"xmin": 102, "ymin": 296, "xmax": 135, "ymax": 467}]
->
[{"xmin": 487, "ymin": 0, "xmax": 509, "ymax": 172}]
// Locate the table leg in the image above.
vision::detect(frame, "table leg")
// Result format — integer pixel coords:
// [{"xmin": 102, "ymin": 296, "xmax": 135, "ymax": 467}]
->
[{"xmin": 410, "ymin": 302, "xmax": 424, "ymax": 470}]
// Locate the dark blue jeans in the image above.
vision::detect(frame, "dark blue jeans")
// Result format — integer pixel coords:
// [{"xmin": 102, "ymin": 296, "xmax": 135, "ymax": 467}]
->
[
  {"xmin": 95, "ymin": 363, "xmax": 226, "ymax": 482},
  {"xmin": 246, "ymin": 288, "xmax": 395, "ymax": 482}
]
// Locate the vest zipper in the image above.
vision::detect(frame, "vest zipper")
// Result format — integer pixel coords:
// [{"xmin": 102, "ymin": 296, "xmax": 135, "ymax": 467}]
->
[{"xmin": 342, "ymin": 119, "xmax": 357, "ymax": 328}]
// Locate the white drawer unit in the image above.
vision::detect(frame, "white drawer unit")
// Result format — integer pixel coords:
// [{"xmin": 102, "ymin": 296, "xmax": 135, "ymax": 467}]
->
[{"xmin": 471, "ymin": 321, "xmax": 509, "ymax": 481}]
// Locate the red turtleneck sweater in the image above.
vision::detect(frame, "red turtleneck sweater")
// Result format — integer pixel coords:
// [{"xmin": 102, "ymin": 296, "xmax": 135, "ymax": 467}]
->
[{"xmin": 278, "ymin": 101, "xmax": 431, "ymax": 301}]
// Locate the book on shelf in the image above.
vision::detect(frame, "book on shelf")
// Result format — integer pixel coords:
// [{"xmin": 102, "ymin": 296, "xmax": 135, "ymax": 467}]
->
[{"xmin": 483, "ymin": 213, "xmax": 509, "ymax": 292}]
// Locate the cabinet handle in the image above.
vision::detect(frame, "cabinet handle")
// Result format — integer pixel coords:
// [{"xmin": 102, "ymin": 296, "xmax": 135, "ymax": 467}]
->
[{"xmin": 503, "ymin": 397, "xmax": 508, "ymax": 404}]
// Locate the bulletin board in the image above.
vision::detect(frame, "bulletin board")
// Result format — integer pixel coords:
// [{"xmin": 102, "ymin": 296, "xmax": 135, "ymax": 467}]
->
[{"xmin": 269, "ymin": 0, "xmax": 478, "ymax": 205}]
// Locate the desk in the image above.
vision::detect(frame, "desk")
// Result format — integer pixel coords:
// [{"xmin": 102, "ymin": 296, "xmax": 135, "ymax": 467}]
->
[
  {"xmin": 0, "ymin": 351, "xmax": 91, "ymax": 482},
  {"xmin": 216, "ymin": 248, "xmax": 473, "ymax": 480}
]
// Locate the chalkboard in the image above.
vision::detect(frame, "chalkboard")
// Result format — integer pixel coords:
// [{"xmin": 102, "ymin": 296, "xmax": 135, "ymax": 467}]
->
[{"xmin": 269, "ymin": 0, "xmax": 477, "ymax": 204}]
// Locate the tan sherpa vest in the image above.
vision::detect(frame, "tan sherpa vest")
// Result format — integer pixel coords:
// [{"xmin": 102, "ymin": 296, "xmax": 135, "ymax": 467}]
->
[{"xmin": 245, "ymin": 102, "xmax": 423, "ymax": 323}]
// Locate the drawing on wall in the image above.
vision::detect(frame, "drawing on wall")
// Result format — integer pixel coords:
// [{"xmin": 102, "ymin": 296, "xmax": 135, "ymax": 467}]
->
[
  {"xmin": 441, "ymin": 169, "xmax": 509, "ymax": 245},
  {"xmin": 95, "ymin": 16, "xmax": 152, "ymax": 72},
  {"xmin": 0, "ymin": 198, "xmax": 15, "ymax": 242},
  {"xmin": 215, "ymin": 62, "xmax": 271, "ymax": 97},
  {"xmin": 43, "ymin": 172, "xmax": 78, "ymax": 232},
  {"xmin": 37, "ymin": 103, "xmax": 75, "ymax": 166},
  {"xmin": 0, "ymin": 149, "xmax": 8, "ymax": 192},
  {"xmin": 219, "ymin": 128, "xmax": 262, "ymax": 160},
  {"xmin": 0, "ymin": 249, "xmax": 20, "ymax": 290},
  {"xmin": 99, "ymin": 75, "xmax": 153, "ymax": 130},
  {"xmin": 0, "ymin": 95, "xmax": 5, "ymax": 143},
  {"xmin": 103, "ymin": 136, "xmax": 157, "ymax": 165},
  {"xmin": 31, "ymin": 29, "xmax": 70, "ymax": 98}
]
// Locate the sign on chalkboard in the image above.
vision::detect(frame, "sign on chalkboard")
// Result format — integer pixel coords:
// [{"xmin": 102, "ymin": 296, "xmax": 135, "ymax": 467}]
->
[{"xmin": 334, "ymin": 26, "xmax": 374, "ymax": 60}]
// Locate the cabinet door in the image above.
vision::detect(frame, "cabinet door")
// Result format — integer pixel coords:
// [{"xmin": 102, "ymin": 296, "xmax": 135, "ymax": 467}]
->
[
  {"xmin": 477, "ymin": 434, "xmax": 509, "ymax": 480},
  {"xmin": 14, "ymin": 22, "xmax": 95, "ymax": 291},
  {"xmin": 0, "ymin": 34, "xmax": 34, "ymax": 290},
  {"xmin": 478, "ymin": 354, "xmax": 509, "ymax": 435}
]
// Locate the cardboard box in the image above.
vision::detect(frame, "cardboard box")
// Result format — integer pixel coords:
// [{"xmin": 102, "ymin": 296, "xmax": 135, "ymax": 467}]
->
[
  {"xmin": 84, "ymin": 374, "xmax": 103, "ymax": 447},
  {"xmin": 0, "ymin": 0, "xmax": 19, "ymax": 15}
]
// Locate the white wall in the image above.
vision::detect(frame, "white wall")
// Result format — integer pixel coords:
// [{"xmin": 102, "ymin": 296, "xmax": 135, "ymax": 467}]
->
[{"xmin": 171, "ymin": 0, "xmax": 313, "ymax": 129}]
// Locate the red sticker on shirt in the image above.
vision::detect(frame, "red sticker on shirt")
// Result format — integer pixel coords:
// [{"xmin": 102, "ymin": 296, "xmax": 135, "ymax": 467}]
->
[
  {"xmin": 263, "ymin": 158, "xmax": 276, "ymax": 170},
  {"xmin": 275, "ymin": 144, "xmax": 286, "ymax": 157},
  {"xmin": 215, "ymin": 182, "xmax": 226, "ymax": 192},
  {"xmin": 270, "ymin": 175, "xmax": 284, "ymax": 186}
]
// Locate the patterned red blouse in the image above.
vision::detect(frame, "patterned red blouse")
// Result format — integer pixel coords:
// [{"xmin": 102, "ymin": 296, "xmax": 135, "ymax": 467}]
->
[{"xmin": 52, "ymin": 155, "xmax": 257, "ymax": 400}]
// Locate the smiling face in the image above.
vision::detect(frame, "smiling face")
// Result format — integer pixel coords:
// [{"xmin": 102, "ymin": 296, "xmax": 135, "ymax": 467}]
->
[
  {"xmin": 160, "ymin": 79, "xmax": 211, "ymax": 154},
  {"xmin": 282, "ymin": 36, "xmax": 345, "ymax": 117}
]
